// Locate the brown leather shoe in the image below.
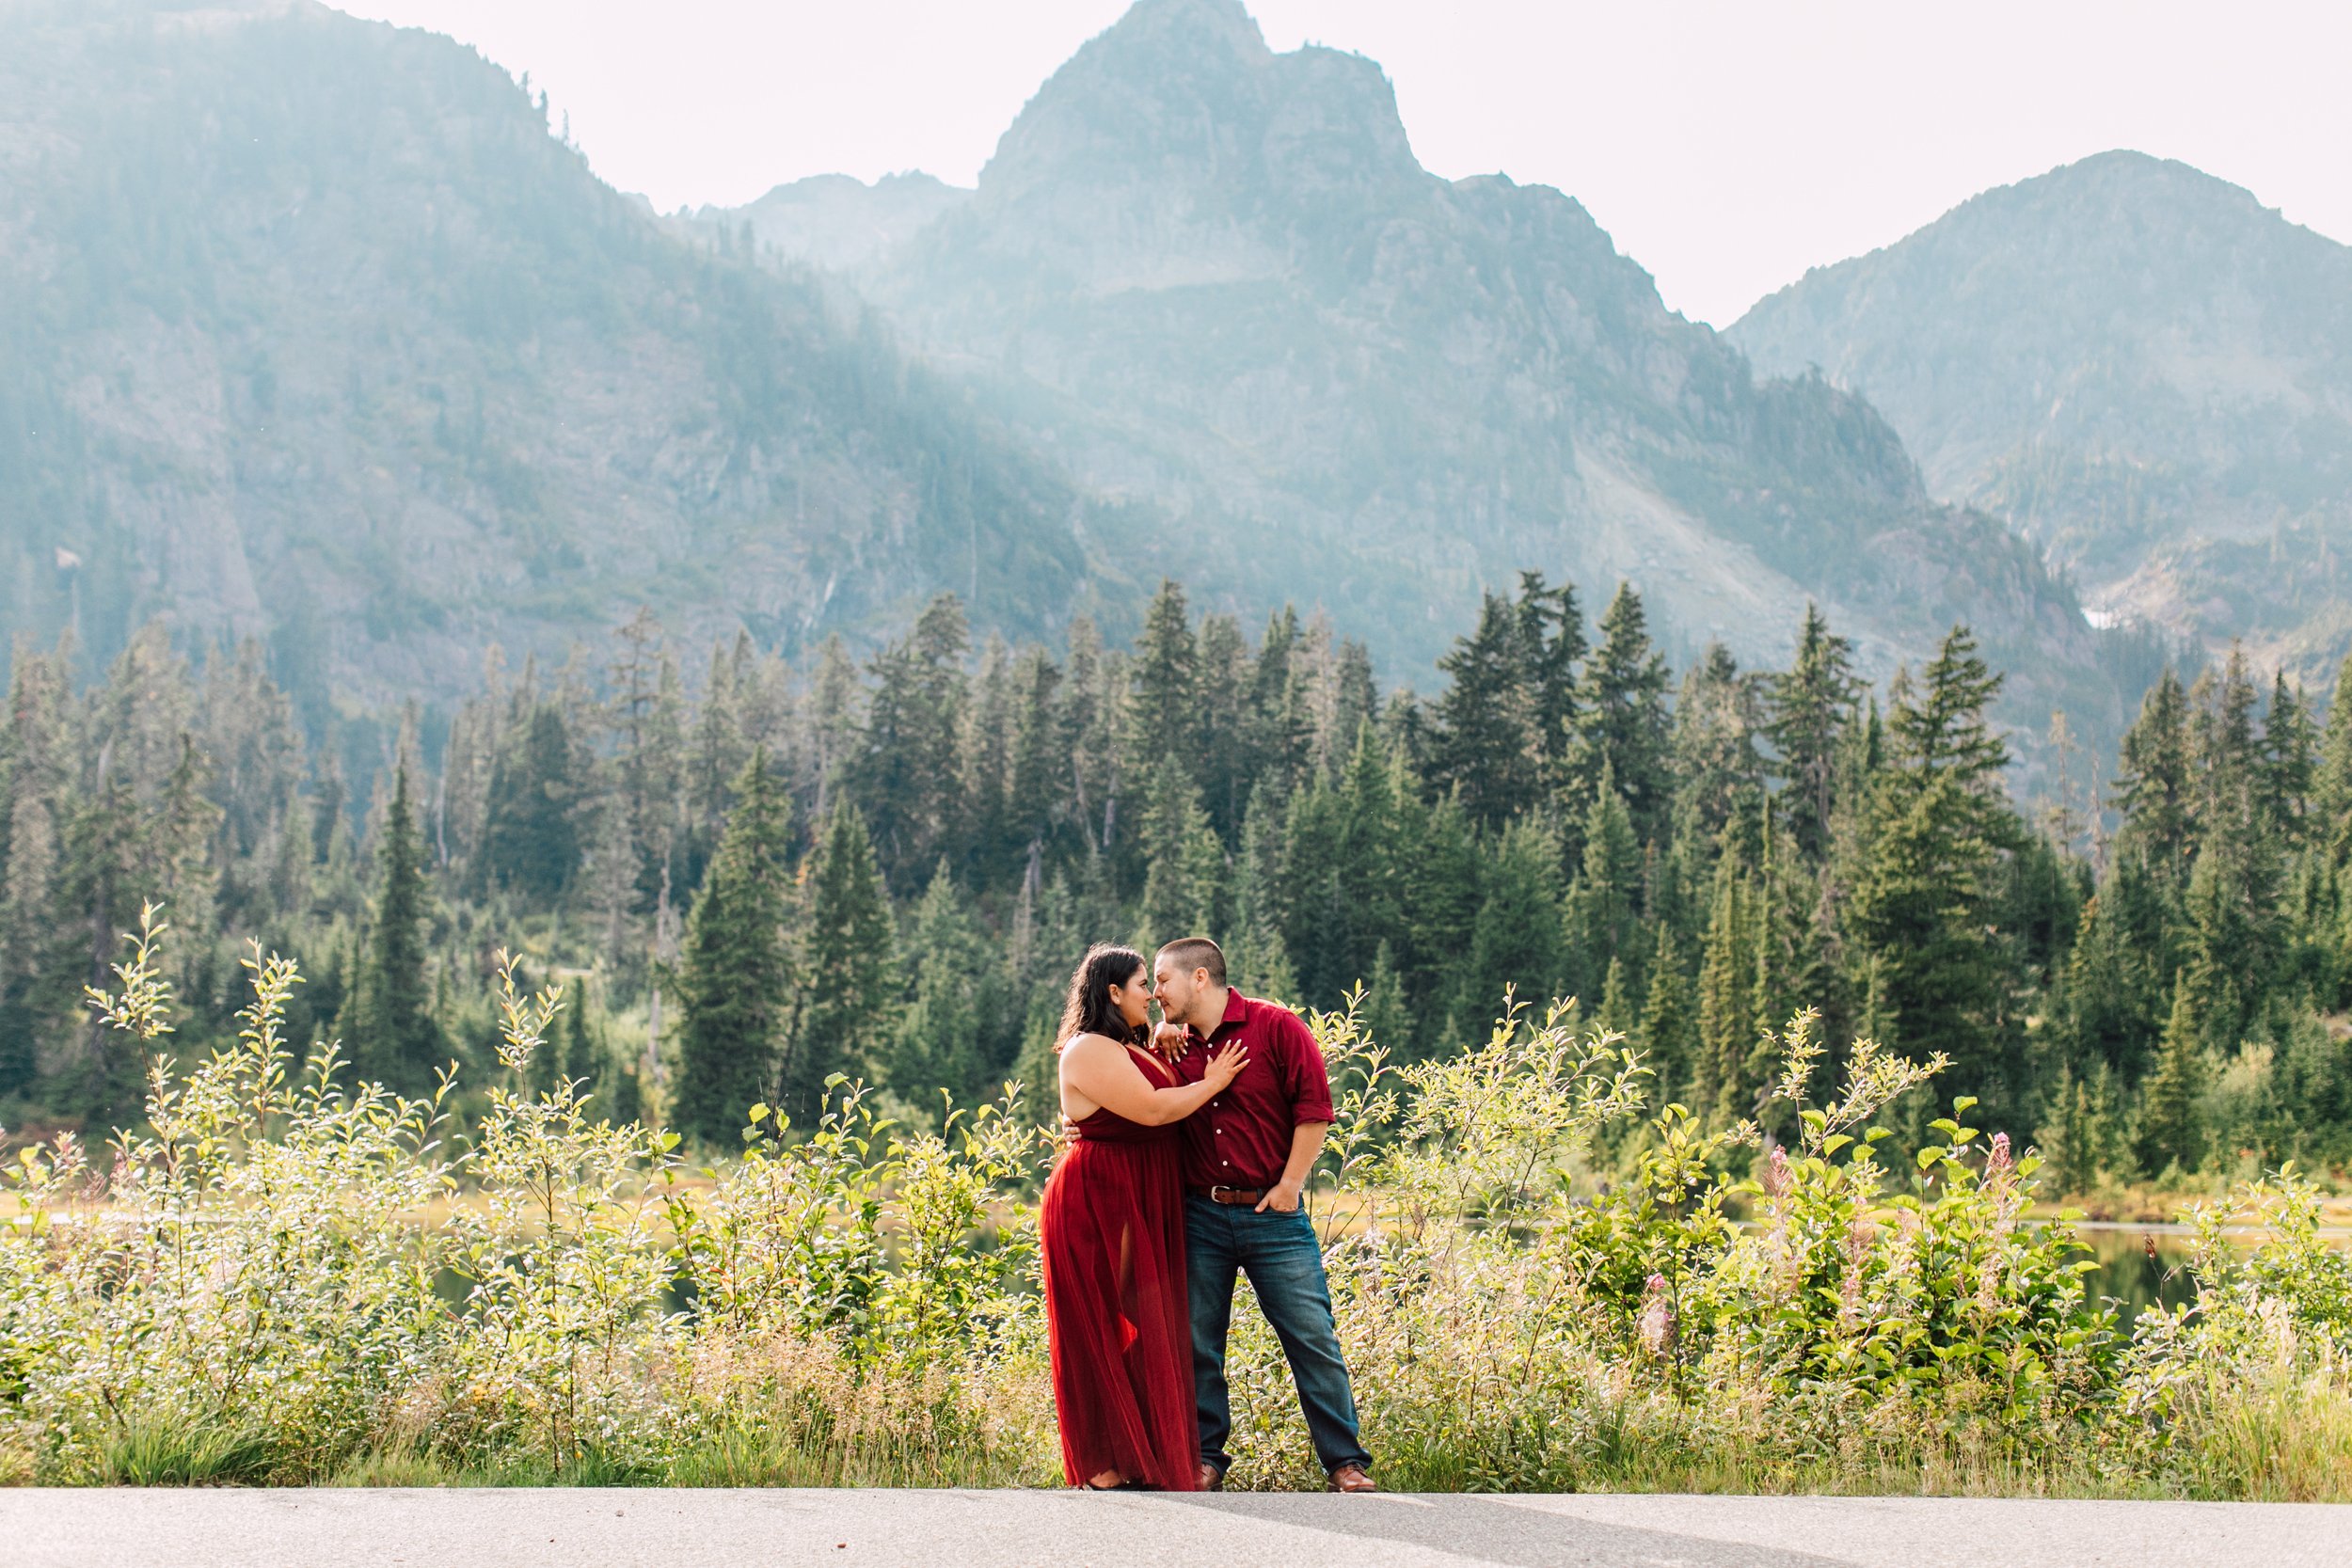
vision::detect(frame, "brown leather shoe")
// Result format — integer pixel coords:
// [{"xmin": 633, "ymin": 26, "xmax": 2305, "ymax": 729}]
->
[
  {"xmin": 1196, "ymin": 1461, "xmax": 1224, "ymax": 1492},
  {"xmin": 1327, "ymin": 1464, "xmax": 1376, "ymax": 1493}
]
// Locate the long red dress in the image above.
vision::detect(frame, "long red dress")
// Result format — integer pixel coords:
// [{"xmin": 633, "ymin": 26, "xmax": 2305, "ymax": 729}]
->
[{"xmin": 1040, "ymin": 1041, "xmax": 1200, "ymax": 1490}]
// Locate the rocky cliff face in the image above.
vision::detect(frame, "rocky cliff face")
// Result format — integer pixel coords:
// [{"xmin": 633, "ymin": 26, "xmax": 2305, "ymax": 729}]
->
[
  {"xmin": 1732, "ymin": 150, "xmax": 2352, "ymax": 686},
  {"xmin": 819, "ymin": 0, "xmax": 2118, "ymax": 736},
  {"xmin": 0, "ymin": 0, "xmax": 1115, "ymax": 708}
]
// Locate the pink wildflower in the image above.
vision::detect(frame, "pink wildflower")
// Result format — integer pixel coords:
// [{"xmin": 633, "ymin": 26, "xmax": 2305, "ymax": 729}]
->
[{"xmin": 1637, "ymin": 1275, "xmax": 1675, "ymax": 1356}]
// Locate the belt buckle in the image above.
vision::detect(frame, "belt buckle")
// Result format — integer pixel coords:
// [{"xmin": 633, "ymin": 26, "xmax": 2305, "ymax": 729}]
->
[{"xmin": 1211, "ymin": 1184, "xmax": 1240, "ymax": 1204}]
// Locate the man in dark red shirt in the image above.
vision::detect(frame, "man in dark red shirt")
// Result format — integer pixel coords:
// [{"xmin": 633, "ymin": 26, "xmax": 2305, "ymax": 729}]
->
[{"xmin": 1152, "ymin": 936, "xmax": 1375, "ymax": 1493}]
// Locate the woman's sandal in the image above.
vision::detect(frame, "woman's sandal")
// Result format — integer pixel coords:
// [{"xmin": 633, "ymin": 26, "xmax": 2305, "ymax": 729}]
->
[{"xmin": 1082, "ymin": 1479, "xmax": 1153, "ymax": 1491}]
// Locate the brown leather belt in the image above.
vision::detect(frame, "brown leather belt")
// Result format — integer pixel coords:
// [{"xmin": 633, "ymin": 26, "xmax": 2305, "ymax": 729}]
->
[{"xmin": 1193, "ymin": 1184, "xmax": 1264, "ymax": 1206}]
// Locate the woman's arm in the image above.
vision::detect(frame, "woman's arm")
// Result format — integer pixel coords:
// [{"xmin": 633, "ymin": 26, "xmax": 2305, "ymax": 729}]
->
[{"xmin": 1061, "ymin": 1035, "xmax": 1247, "ymax": 1126}]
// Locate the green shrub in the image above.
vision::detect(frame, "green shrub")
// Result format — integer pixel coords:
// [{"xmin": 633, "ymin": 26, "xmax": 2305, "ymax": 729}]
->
[{"xmin": 3, "ymin": 917, "xmax": 2347, "ymax": 1495}]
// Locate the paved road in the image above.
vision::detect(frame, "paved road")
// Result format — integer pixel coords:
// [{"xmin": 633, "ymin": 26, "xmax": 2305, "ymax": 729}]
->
[{"xmin": 7, "ymin": 1487, "xmax": 2345, "ymax": 1567}]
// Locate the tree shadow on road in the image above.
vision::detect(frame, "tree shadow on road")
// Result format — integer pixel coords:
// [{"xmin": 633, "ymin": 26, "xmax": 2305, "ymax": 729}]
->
[{"xmin": 1162, "ymin": 1493, "xmax": 1851, "ymax": 1568}]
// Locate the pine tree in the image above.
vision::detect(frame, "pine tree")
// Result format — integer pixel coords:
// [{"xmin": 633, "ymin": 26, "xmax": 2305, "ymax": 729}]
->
[
  {"xmin": 1565, "ymin": 759, "xmax": 1641, "ymax": 994},
  {"xmin": 1457, "ymin": 819, "xmax": 1564, "ymax": 1037},
  {"xmin": 1511, "ymin": 571, "xmax": 1586, "ymax": 791},
  {"xmin": 1225, "ymin": 777, "xmax": 1297, "ymax": 1003},
  {"xmin": 1849, "ymin": 626, "xmax": 2024, "ymax": 1107},
  {"xmin": 1635, "ymin": 924, "xmax": 1697, "ymax": 1106},
  {"xmin": 1595, "ymin": 955, "xmax": 1633, "ymax": 1041},
  {"xmin": 1696, "ymin": 845, "xmax": 1759, "ymax": 1124},
  {"xmin": 2191, "ymin": 648, "xmax": 2263, "ymax": 832},
  {"xmin": 2181, "ymin": 833, "xmax": 2273, "ymax": 1056},
  {"xmin": 1135, "ymin": 755, "xmax": 1226, "ymax": 948},
  {"xmin": 2037, "ymin": 1061, "xmax": 2102, "ymax": 1197},
  {"xmin": 346, "ymin": 755, "xmax": 442, "ymax": 1097},
  {"xmin": 804, "ymin": 634, "xmax": 862, "ymax": 821},
  {"xmin": 2139, "ymin": 977, "xmax": 2209, "ymax": 1175},
  {"xmin": 2262, "ymin": 671, "xmax": 2318, "ymax": 849},
  {"xmin": 1004, "ymin": 645, "xmax": 1067, "ymax": 866},
  {"xmin": 1059, "ymin": 617, "xmax": 1119, "ymax": 857},
  {"xmin": 1574, "ymin": 582, "xmax": 1673, "ymax": 845},
  {"xmin": 1324, "ymin": 640, "xmax": 1379, "ymax": 782},
  {"xmin": 0, "ymin": 645, "xmax": 70, "ymax": 1097},
  {"xmin": 854, "ymin": 594, "xmax": 967, "ymax": 888},
  {"xmin": 1766, "ymin": 603, "xmax": 1858, "ymax": 863},
  {"xmin": 961, "ymin": 636, "xmax": 1016, "ymax": 879},
  {"xmin": 1245, "ymin": 606, "xmax": 1311, "ymax": 797},
  {"xmin": 2316, "ymin": 653, "xmax": 2352, "ymax": 869},
  {"xmin": 892, "ymin": 862, "xmax": 990, "ymax": 1117},
  {"xmin": 1396, "ymin": 787, "xmax": 1480, "ymax": 1037},
  {"xmin": 2113, "ymin": 668, "xmax": 2198, "ymax": 879},
  {"xmin": 478, "ymin": 703, "xmax": 580, "ymax": 900},
  {"xmin": 1671, "ymin": 642, "xmax": 1766, "ymax": 863},
  {"xmin": 612, "ymin": 610, "xmax": 689, "ymax": 883},
  {"xmin": 672, "ymin": 750, "xmax": 796, "ymax": 1146},
  {"xmin": 1124, "ymin": 579, "xmax": 1200, "ymax": 787},
  {"xmin": 1361, "ymin": 940, "xmax": 1414, "ymax": 1062},
  {"xmin": 1427, "ymin": 591, "xmax": 1537, "ymax": 831},
  {"xmin": 787, "ymin": 798, "xmax": 900, "ymax": 1121},
  {"xmin": 2062, "ymin": 870, "xmax": 2167, "ymax": 1082}
]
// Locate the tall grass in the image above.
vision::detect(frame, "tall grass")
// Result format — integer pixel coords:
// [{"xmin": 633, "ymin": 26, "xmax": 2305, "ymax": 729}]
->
[{"xmin": 4, "ymin": 912, "xmax": 2347, "ymax": 1494}]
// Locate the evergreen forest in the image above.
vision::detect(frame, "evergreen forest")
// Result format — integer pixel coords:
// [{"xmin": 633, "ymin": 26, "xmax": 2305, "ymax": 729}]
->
[{"xmin": 5, "ymin": 575, "xmax": 2350, "ymax": 1191}]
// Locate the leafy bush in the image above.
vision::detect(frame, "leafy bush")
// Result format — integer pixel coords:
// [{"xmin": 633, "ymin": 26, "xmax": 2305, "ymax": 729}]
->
[{"xmin": 3, "ymin": 918, "xmax": 2348, "ymax": 1495}]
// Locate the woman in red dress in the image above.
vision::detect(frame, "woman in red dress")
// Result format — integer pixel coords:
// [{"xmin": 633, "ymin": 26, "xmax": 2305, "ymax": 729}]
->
[{"xmin": 1041, "ymin": 944, "xmax": 1248, "ymax": 1490}]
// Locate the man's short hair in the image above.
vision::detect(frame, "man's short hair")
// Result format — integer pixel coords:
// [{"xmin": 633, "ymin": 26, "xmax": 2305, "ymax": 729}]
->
[{"xmin": 1157, "ymin": 936, "xmax": 1227, "ymax": 987}]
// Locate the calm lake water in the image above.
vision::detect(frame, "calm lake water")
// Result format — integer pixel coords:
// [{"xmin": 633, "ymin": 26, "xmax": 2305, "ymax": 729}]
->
[{"xmin": 2078, "ymin": 1227, "xmax": 2197, "ymax": 1318}]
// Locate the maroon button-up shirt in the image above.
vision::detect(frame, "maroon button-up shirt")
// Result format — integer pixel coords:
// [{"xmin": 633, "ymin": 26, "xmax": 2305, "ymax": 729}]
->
[{"xmin": 1170, "ymin": 990, "xmax": 1335, "ymax": 1191}]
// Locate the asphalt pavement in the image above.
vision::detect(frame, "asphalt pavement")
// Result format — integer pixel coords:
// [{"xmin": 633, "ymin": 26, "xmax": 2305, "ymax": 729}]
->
[{"xmin": 7, "ymin": 1487, "xmax": 2345, "ymax": 1568}]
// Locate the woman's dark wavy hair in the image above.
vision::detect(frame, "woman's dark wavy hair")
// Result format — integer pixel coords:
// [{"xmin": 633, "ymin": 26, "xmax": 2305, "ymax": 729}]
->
[{"xmin": 1056, "ymin": 943, "xmax": 1148, "ymax": 1051}]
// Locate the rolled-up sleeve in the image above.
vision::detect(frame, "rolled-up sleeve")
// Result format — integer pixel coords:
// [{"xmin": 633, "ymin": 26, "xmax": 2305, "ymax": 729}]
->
[{"xmin": 1279, "ymin": 1009, "xmax": 1336, "ymax": 1126}]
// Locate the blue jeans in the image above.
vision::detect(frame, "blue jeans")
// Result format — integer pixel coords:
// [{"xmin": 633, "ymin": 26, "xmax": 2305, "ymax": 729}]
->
[{"xmin": 1185, "ymin": 1195, "xmax": 1371, "ymax": 1477}]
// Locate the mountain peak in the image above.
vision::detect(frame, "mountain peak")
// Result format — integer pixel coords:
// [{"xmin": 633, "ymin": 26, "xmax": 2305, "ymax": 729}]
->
[
  {"xmin": 1090, "ymin": 0, "xmax": 1271, "ymax": 62},
  {"xmin": 1728, "ymin": 148, "xmax": 2352, "ymax": 687},
  {"xmin": 974, "ymin": 0, "xmax": 1416, "ymax": 219},
  {"xmin": 1963, "ymin": 149, "xmax": 2280, "ymax": 234}
]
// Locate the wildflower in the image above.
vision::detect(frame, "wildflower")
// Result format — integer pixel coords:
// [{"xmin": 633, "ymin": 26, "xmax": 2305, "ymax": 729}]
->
[
  {"xmin": 1987, "ymin": 1132, "xmax": 2011, "ymax": 1174},
  {"xmin": 1762, "ymin": 1144, "xmax": 1791, "ymax": 1197},
  {"xmin": 1637, "ymin": 1274, "xmax": 1675, "ymax": 1357},
  {"xmin": 1837, "ymin": 1263, "xmax": 1864, "ymax": 1327}
]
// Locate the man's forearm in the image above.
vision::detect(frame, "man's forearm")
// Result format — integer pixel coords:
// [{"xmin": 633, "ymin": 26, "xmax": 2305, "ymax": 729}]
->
[{"xmin": 1279, "ymin": 1122, "xmax": 1329, "ymax": 1192}]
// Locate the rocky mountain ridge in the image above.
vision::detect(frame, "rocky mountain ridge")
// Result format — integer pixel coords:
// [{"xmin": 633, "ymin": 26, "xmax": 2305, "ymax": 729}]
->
[
  {"xmin": 707, "ymin": 0, "xmax": 2123, "ymax": 744},
  {"xmin": 0, "ymin": 0, "xmax": 1123, "ymax": 715},
  {"xmin": 2, "ymin": 0, "xmax": 2143, "ymax": 763},
  {"xmin": 1732, "ymin": 150, "xmax": 2352, "ymax": 687}
]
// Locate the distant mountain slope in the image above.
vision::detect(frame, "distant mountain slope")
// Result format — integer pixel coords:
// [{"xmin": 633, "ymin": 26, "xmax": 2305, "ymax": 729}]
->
[
  {"xmin": 689, "ymin": 173, "xmax": 971, "ymax": 276},
  {"xmin": 740, "ymin": 0, "xmax": 2122, "ymax": 739},
  {"xmin": 0, "ymin": 0, "xmax": 1117, "ymax": 707},
  {"xmin": 1732, "ymin": 150, "xmax": 2352, "ymax": 685}
]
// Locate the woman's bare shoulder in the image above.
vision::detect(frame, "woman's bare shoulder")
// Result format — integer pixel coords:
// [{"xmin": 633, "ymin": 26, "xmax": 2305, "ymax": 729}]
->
[{"xmin": 1060, "ymin": 1031, "xmax": 1128, "ymax": 1059}]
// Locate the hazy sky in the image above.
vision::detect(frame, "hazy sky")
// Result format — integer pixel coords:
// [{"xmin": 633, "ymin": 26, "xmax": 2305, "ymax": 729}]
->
[{"xmin": 342, "ymin": 0, "xmax": 2351, "ymax": 327}]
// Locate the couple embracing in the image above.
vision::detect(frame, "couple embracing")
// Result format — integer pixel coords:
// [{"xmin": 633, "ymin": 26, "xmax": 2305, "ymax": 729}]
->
[{"xmin": 1039, "ymin": 936, "xmax": 1375, "ymax": 1494}]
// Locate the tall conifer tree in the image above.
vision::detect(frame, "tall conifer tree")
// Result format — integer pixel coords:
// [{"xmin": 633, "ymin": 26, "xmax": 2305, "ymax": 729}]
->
[
  {"xmin": 2139, "ymin": 977, "xmax": 2209, "ymax": 1174},
  {"xmin": 1849, "ymin": 626, "xmax": 2023, "ymax": 1105},
  {"xmin": 1574, "ymin": 582, "xmax": 1673, "ymax": 845},
  {"xmin": 673, "ymin": 750, "xmax": 796, "ymax": 1145},
  {"xmin": 787, "ymin": 798, "xmax": 900, "ymax": 1119},
  {"xmin": 1766, "ymin": 604, "xmax": 1857, "ymax": 863},
  {"xmin": 1428, "ymin": 592, "xmax": 1537, "ymax": 831},
  {"xmin": 347, "ymin": 755, "xmax": 441, "ymax": 1096}
]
